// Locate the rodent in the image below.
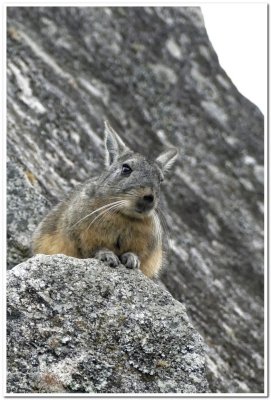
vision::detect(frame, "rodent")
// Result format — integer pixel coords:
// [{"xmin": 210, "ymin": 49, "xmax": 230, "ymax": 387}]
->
[{"xmin": 32, "ymin": 122, "xmax": 178, "ymax": 278}]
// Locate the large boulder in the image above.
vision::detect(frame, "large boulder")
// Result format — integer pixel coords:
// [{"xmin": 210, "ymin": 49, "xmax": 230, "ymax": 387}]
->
[
  {"xmin": 7, "ymin": 254, "xmax": 208, "ymax": 393},
  {"xmin": 7, "ymin": 7, "xmax": 264, "ymax": 392}
]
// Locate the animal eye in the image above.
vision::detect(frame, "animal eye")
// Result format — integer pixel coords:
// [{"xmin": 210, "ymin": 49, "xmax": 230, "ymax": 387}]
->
[{"xmin": 121, "ymin": 164, "xmax": 132, "ymax": 176}]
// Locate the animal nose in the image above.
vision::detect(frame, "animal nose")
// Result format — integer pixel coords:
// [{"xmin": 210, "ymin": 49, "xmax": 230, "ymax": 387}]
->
[{"xmin": 143, "ymin": 194, "xmax": 154, "ymax": 204}]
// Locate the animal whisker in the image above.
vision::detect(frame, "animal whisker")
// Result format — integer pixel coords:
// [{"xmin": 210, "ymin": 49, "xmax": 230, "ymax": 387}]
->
[
  {"xmin": 87, "ymin": 201, "xmax": 127, "ymax": 230},
  {"xmin": 93, "ymin": 204, "xmax": 125, "ymax": 229},
  {"xmin": 70, "ymin": 201, "xmax": 125, "ymax": 228}
]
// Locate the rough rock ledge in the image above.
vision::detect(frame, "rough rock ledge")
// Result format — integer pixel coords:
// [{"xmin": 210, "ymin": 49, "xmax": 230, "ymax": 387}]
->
[{"xmin": 7, "ymin": 254, "xmax": 209, "ymax": 393}]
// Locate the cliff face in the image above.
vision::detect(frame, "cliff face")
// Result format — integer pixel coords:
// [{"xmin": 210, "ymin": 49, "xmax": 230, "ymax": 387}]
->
[
  {"xmin": 7, "ymin": 255, "xmax": 208, "ymax": 393},
  {"xmin": 7, "ymin": 7, "xmax": 264, "ymax": 393}
]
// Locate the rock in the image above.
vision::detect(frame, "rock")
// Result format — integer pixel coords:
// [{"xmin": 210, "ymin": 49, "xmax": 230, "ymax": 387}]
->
[
  {"xmin": 7, "ymin": 7, "xmax": 264, "ymax": 392},
  {"xmin": 7, "ymin": 158, "xmax": 51, "ymax": 269},
  {"xmin": 7, "ymin": 254, "xmax": 208, "ymax": 393}
]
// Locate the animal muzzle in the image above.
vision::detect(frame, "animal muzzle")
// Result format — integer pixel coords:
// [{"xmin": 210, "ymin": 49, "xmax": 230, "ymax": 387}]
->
[{"xmin": 136, "ymin": 193, "xmax": 155, "ymax": 213}]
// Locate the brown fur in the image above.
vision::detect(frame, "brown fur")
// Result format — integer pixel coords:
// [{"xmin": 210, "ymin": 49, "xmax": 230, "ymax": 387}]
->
[
  {"xmin": 141, "ymin": 246, "xmax": 163, "ymax": 278},
  {"xmin": 32, "ymin": 201, "xmax": 162, "ymax": 277},
  {"xmin": 32, "ymin": 231, "xmax": 79, "ymax": 258},
  {"xmin": 78, "ymin": 209, "xmax": 162, "ymax": 276},
  {"xmin": 31, "ymin": 122, "xmax": 177, "ymax": 278}
]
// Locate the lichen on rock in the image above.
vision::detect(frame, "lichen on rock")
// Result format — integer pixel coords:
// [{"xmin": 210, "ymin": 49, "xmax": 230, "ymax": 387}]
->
[{"xmin": 7, "ymin": 255, "xmax": 209, "ymax": 393}]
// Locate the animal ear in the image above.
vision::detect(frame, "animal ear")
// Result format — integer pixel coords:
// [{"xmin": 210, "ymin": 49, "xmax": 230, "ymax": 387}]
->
[
  {"xmin": 104, "ymin": 121, "xmax": 129, "ymax": 166},
  {"xmin": 156, "ymin": 148, "xmax": 178, "ymax": 172}
]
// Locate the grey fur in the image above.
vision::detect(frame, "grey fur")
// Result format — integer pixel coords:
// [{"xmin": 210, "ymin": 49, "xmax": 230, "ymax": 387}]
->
[
  {"xmin": 32, "ymin": 122, "xmax": 178, "ymax": 268},
  {"xmin": 104, "ymin": 121, "xmax": 129, "ymax": 166},
  {"xmin": 156, "ymin": 148, "xmax": 179, "ymax": 172},
  {"xmin": 99, "ymin": 122, "xmax": 178, "ymax": 213},
  {"xmin": 46, "ymin": 123, "xmax": 178, "ymax": 235}
]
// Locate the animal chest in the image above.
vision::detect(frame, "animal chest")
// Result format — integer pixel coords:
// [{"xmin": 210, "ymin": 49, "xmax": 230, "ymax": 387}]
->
[{"xmin": 78, "ymin": 212, "xmax": 157, "ymax": 259}]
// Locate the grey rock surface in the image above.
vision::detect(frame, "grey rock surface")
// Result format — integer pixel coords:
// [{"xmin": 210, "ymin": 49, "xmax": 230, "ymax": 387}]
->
[
  {"xmin": 7, "ymin": 254, "xmax": 208, "ymax": 393},
  {"xmin": 7, "ymin": 7, "xmax": 264, "ymax": 393},
  {"xmin": 7, "ymin": 158, "xmax": 50, "ymax": 269}
]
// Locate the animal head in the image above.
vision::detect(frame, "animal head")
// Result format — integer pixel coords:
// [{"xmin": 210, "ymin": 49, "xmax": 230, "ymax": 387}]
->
[{"xmin": 97, "ymin": 121, "xmax": 178, "ymax": 219}]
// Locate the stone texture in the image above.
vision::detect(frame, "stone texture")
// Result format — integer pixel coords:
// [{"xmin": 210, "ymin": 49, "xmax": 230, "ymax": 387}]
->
[
  {"xmin": 7, "ymin": 254, "xmax": 208, "ymax": 393},
  {"xmin": 7, "ymin": 7, "xmax": 264, "ymax": 393},
  {"xmin": 7, "ymin": 158, "xmax": 50, "ymax": 269}
]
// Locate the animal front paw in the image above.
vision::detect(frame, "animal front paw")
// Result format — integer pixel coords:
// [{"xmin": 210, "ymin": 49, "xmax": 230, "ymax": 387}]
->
[
  {"xmin": 120, "ymin": 252, "xmax": 141, "ymax": 270},
  {"xmin": 94, "ymin": 249, "xmax": 120, "ymax": 268}
]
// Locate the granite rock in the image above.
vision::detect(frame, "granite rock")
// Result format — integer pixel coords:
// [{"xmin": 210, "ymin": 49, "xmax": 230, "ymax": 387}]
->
[
  {"xmin": 7, "ymin": 254, "xmax": 208, "ymax": 393},
  {"xmin": 7, "ymin": 7, "xmax": 264, "ymax": 392},
  {"xmin": 7, "ymin": 158, "xmax": 50, "ymax": 269}
]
